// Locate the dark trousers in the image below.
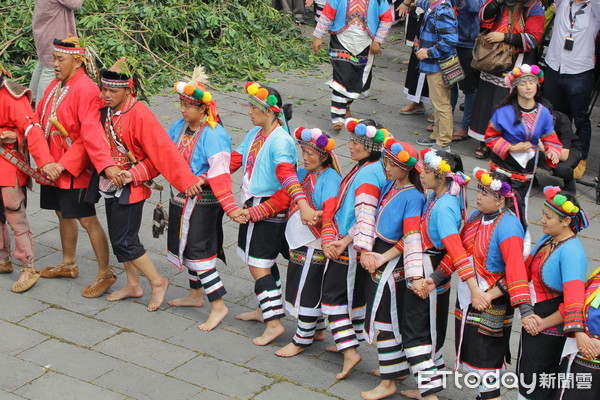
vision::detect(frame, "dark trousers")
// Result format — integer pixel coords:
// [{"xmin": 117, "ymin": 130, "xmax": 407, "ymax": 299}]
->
[{"xmin": 543, "ymin": 68, "xmax": 595, "ymax": 159}]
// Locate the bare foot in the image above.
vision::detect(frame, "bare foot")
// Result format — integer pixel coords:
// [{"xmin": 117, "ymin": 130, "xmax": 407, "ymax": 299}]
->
[
  {"xmin": 325, "ymin": 345, "xmax": 339, "ymax": 353},
  {"xmin": 198, "ymin": 301, "xmax": 228, "ymax": 331},
  {"xmin": 147, "ymin": 277, "xmax": 169, "ymax": 312},
  {"xmin": 252, "ymin": 322, "xmax": 285, "ymax": 346},
  {"xmin": 361, "ymin": 380, "xmax": 397, "ymax": 400},
  {"xmin": 314, "ymin": 331, "xmax": 326, "ymax": 341},
  {"xmin": 336, "ymin": 348, "xmax": 361, "ymax": 380},
  {"xmin": 275, "ymin": 342, "xmax": 306, "ymax": 357},
  {"xmin": 371, "ymin": 369, "xmax": 408, "ymax": 380},
  {"xmin": 168, "ymin": 290, "xmax": 205, "ymax": 307},
  {"xmin": 235, "ymin": 308, "xmax": 264, "ymax": 322},
  {"xmin": 106, "ymin": 285, "xmax": 143, "ymax": 301}
]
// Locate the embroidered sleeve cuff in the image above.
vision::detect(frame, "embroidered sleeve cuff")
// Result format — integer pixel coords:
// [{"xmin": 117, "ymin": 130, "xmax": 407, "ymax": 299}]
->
[
  {"xmin": 248, "ymin": 202, "xmax": 274, "ymax": 222},
  {"xmin": 129, "ymin": 166, "xmax": 145, "ymax": 187}
]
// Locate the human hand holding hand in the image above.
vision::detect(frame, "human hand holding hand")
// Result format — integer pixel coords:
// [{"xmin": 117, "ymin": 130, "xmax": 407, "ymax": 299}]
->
[
  {"xmin": 546, "ymin": 151, "xmax": 559, "ymax": 165},
  {"xmin": 576, "ymin": 332, "xmax": 597, "ymax": 359},
  {"xmin": 411, "ymin": 278, "xmax": 429, "ymax": 299},
  {"xmin": 300, "ymin": 206, "xmax": 320, "ymax": 226},
  {"xmin": 184, "ymin": 177, "xmax": 205, "ymax": 197},
  {"xmin": 423, "ymin": 277, "xmax": 437, "ymax": 296},
  {"xmin": 40, "ymin": 162, "xmax": 64, "ymax": 181},
  {"xmin": 396, "ymin": 2, "xmax": 410, "ymax": 18},
  {"xmin": 103, "ymin": 165, "xmax": 124, "ymax": 187},
  {"xmin": 471, "ymin": 287, "xmax": 491, "ymax": 311},
  {"xmin": 117, "ymin": 170, "xmax": 133, "ymax": 185}
]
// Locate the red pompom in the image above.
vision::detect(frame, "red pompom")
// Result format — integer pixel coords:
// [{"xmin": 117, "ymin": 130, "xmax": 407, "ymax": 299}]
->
[
  {"xmin": 294, "ymin": 127, "xmax": 304, "ymax": 140},
  {"xmin": 245, "ymin": 82, "xmax": 254, "ymax": 91},
  {"xmin": 346, "ymin": 120, "xmax": 358, "ymax": 132},
  {"xmin": 475, "ymin": 170, "xmax": 484, "ymax": 180},
  {"xmin": 420, "ymin": 148, "xmax": 432, "ymax": 160}
]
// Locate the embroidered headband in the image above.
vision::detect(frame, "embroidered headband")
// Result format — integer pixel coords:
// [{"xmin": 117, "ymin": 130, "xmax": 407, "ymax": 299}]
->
[
  {"xmin": 382, "ymin": 137, "xmax": 418, "ymax": 170},
  {"xmin": 294, "ymin": 127, "xmax": 336, "ymax": 154},
  {"xmin": 174, "ymin": 66, "xmax": 219, "ymax": 128},
  {"xmin": 244, "ymin": 82, "xmax": 281, "ymax": 114},
  {"xmin": 504, "ymin": 64, "xmax": 544, "ymax": 88},
  {"xmin": 100, "ymin": 58, "xmax": 136, "ymax": 89},
  {"xmin": 345, "ymin": 118, "xmax": 387, "ymax": 152},
  {"xmin": 543, "ymin": 186, "xmax": 589, "ymax": 233}
]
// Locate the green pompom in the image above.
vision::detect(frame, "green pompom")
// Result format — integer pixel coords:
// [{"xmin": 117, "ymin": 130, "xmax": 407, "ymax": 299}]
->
[
  {"xmin": 406, "ymin": 157, "xmax": 417, "ymax": 168},
  {"xmin": 553, "ymin": 194, "xmax": 567, "ymax": 206},
  {"xmin": 374, "ymin": 130, "xmax": 385, "ymax": 143},
  {"xmin": 192, "ymin": 88, "xmax": 204, "ymax": 100},
  {"xmin": 266, "ymin": 95, "xmax": 278, "ymax": 106}
]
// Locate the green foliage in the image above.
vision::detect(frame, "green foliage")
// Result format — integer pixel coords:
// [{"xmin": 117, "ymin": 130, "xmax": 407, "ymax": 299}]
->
[{"xmin": 0, "ymin": 0, "xmax": 324, "ymax": 92}]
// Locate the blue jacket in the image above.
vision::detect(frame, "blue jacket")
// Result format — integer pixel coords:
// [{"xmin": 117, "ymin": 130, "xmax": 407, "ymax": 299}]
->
[
  {"xmin": 417, "ymin": 0, "xmax": 458, "ymax": 74},
  {"xmin": 455, "ymin": 0, "xmax": 486, "ymax": 48}
]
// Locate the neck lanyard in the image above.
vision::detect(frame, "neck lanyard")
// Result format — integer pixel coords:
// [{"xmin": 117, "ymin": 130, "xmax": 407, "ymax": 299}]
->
[{"xmin": 569, "ymin": 0, "xmax": 590, "ymax": 33}]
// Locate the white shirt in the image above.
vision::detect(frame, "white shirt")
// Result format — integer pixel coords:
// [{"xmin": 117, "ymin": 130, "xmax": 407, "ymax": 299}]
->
[{"xmin": 545, "ymin": 0, "xmax": 600, "ymax": 74}]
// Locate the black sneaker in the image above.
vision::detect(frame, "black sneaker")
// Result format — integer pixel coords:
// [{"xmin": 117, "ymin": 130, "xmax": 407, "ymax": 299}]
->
[{"xmin": 416, "ymin": 137, "xmax": 436, "ymax": 146}]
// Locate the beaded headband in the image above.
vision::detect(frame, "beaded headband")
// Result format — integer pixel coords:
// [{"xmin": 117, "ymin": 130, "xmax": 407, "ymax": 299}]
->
[
  {"xmin": 345, "ymin": 118, "xmax": 386, "ymax": 152},
  {"xmin": 504, "ymin": 64, "xmax": 544, "ymax": 88},
  {"xmin": 473, "ymin": 167, "xmax": 513, "ymax": 197},
  {"xmin": 382, "ymin": 137, "xmax": 418, "ymax": 170},
  {"xmin": 294, "ymin": 127, "xmax": 336, "ymax": 155},
  {"xmin": 244, "ymin": 82, "xmax": 281, "ymax": 114},
  {"xmin": 53, "ymin": 38, "xmax": 86, "ymax": 57},
  {"xmin": 543, "ymin": 186, "xmax": 589, "ymax": 233}
]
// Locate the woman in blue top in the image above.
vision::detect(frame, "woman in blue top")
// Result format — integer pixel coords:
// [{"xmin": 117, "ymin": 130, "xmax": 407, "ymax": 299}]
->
[{"xmin": 231, "ymin": 82, "xmax": 318, "ymax": 346}]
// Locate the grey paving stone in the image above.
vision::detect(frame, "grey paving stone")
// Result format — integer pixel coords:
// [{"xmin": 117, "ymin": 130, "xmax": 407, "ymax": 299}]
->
[
  {"xmin": 20, "ymin": 308, "xmax": 119, "ymax": 346},
  {"xmin": 0, "ymin": 320, "xmax": 47, "ymax": 356},
  {"xmin": 94, "ymin": 331, "xmax": 196, "ymax": 373},
  {"xmin": 15, "ymin": 372, "xmax": 125, "ymax": 400},
  {"xmin": 18, "ymin": 339, "xmax": 125, "ymax": 381},
  {"xmin": 245, "ymin": 351, "xmax": 342, "ymax": 391},
  {"xmin": 186, "ymin": 390, "xmax": 233, "ymax": 400},
  {"xmin": 167, "ymin": 326, "xmax": 265, "ymax": 364},
  {"xmin": 254, "ymin": 382, "xmax": 338, "ymax": 400},
  {"xmin": 0, "ymin": 353, "xmax": 45, "ymax": 392},
  {"xmin": 170, "ymin": 355, "xmax": 273, "ymax": 399},
  {"xmin": 0, "ymin": 389, "xmax": 27, "ymax": 399},
  {"xmin": 0, "ymin": 289, "xmax": 47, "ymax": 322},
  {"xmin": 95, "ymin": 301, "xmax": 197, "ymax": 340},
  {"xmin": 93, "ymin": 363, "xmax": 201, "ymax": 400}
]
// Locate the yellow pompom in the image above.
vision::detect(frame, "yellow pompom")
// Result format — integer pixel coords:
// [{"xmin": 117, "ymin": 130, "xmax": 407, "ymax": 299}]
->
[
  {"xmin": 562, "ymin": 201, "xmax": 575, "ymax": 213},
  {"xmin": 202, "ymin": 92, "xmax": 212, "ymax": 102},
  {"xmin": 438, "ymin": 160, "xmax": 451, "ymax": 174},
  {"xmin": 184, "ymin": 84, "xmax": 196, "ymax": 96},
  {"xmin": 481, "ymin": 173, "xmax": 493, "ymax": 186},
  {"xmin": 247, "ymin": 83, "xmax": 259, "ymax": 95}
]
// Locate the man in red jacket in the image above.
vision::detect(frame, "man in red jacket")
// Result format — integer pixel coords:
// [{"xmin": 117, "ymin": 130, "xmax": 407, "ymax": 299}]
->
[
  {"xmin": 93, "ymin": 59, "xmax": 202, "ymax": 311},
  {"xmin": 30, "ymin": 36, "xmax": 124, "ymax": 298},
  {"xmin": 0, "ymin": 63, "xmax": 61, "ymax": 293}
]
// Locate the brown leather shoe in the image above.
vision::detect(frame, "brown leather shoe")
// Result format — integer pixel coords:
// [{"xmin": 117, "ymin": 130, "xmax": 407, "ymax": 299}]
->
[
  {"xmin": 11, "ymin": 268, "xmax": 41, "ymax": 293},
  {"xmin": 81, "ymin": 267, "xmax": 117, "ymax": 298},
  {"xmin": 40, "ymin": 262, "xmax": 79, "ymax": 279},
  {"xmin": 332, "ymin": 122, "xmax": 344, "ymax": 132},
  {"xmin": 0, "ymin": 257, "xmax": 13, "ymax": 273}
]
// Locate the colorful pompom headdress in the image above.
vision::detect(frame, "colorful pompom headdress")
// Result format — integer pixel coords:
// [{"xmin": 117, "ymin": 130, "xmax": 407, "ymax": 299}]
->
[
  {"xmin": 345, "ymin": 118, "xmax": 387, "ymax": 152},
  {"xmin": 543, "ymin": 186, "xmax": 589, "ymax": 233},
  {"xmin": 421, "ymin": 148, "xmax": 470, "ymax": 219},
  {"xmin": 245, "ymin": 81, "xmax": 281, "ymax": 114},
  {"xmin": 294, "ymin": 127, "xmax": 341, "ymax": 174},
  {"xmin": 174, "ymin": 66, "xmax": 220, "ymax": 129},
  {"xmin": 473, "ymin": 167, "xmax": 521, "ymax": 220},
  {"xmin": 383, "ymin": 137, "xmax": 418, "ymax": 170},
  {"xmin": 504, "ymin": 64, "xmax": 544, "ymax": 89}
]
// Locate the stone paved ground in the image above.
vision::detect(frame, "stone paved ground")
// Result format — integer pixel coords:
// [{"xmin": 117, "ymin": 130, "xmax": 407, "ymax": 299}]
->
[{"xmin": 2, "ymin": 18, "xmax": 600, "ymax": 400}]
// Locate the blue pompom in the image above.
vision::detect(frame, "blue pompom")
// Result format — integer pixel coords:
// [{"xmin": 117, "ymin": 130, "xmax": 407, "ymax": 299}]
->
[
  {"xmin": 354, "ymin": 124, "xmax": 367, "ymax": 136},
  {"xmin": 390, "ymin": 143, "xmax": 402, "ymax": 154},
  {"xmin": 301, "ymin": 129, "xmax": 312, "ymax": 142}
]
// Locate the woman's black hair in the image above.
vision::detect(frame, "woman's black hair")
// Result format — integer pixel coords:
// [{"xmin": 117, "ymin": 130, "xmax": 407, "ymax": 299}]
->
[
  {"xmin": 489, "ymin": 171, "xmax": 527, "ymax": 229},
  {"xmin": 358, "ymin": 119, "xmax": 383, "ymax": 162},
  {"xmin": 436, "ymin": 150, "xmax": 463, "ymax": 186},
  {"xmin": 409, "ymin": 168, "xmax": 424, "ymax": 193},
  {"xmin": 497, "ymin": 82, "xmax": 543, "ymax": 124},
  {"xmin": 263, "ymin": 86, "xmax": 292, "ymax": 122}
]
